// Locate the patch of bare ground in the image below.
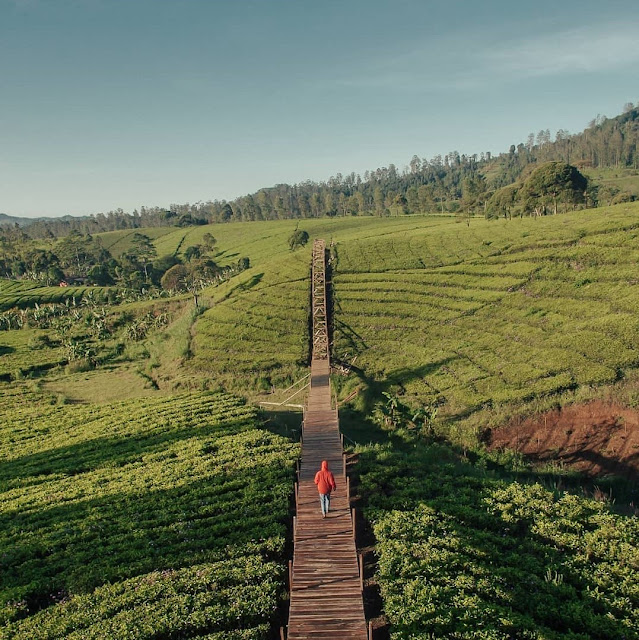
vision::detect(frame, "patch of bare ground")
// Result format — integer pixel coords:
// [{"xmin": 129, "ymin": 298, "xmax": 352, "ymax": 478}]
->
[
  {"xmin": 488, "ymin": 400, "xmax": 639, "ymax": 478},
  {"xmin": 43, "ymin": 364, "xmax": 164, "ymax": 404}
]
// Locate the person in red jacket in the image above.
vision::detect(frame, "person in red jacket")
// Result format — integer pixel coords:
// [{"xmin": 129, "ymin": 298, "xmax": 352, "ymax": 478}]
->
[{"xmin": 314, "ymin": 460, "xmax": 337, "ymax": 518}]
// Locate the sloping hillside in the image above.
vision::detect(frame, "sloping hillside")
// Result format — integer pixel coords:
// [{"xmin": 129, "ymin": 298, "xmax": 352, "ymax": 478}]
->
[
  {"xmin": 2, "ymin": 207, "xmax": 639, "ymax": 639},
  {"xmin": 328, "ymin": 203, "xmax": 639, "ymax": 444}
]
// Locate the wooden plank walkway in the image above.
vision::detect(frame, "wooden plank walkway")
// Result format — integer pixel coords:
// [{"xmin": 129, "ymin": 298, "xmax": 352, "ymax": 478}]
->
[{"xmin": 286, "ymin": 241, "xmax": 367, "ymax": 639}]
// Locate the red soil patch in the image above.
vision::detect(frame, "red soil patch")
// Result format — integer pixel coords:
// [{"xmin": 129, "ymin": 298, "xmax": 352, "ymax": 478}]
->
[{"xmin": 488, "ymin": 400, "xmax": 639, "ymax": 478}]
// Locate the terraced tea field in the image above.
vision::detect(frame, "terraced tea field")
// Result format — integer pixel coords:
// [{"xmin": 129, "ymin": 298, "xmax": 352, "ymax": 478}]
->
[
  {"xmin": 2, "ymin": 208, "xmax": 639, "ymax": 639},
  {"xmin": 321, "ymin": 207, "xmax": 639, "ymax": 637},
  {"xmin": 330, "ymin": 203, "xmax": 639, "ymax": 438},
  {"xmin": 129, "ymin": 207, "xmax": 639, "ymax": 413},
  {"xmin": 354, "ymin": 431, "xmax": 639, "ymax": 640},
  {"xmin": 0, "ymin": 280, "xmax": 107, "ymax": 312},
  {"xmin": 0, "ymin": 388, "xmax": 298, "ymax": 639},
  {"xmin": 185, "ymin": 217, "xmax": 439, "ymax": 391}
]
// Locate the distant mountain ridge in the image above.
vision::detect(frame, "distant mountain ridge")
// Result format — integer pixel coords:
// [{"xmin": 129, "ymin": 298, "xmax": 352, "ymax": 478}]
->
[
  {"xmin": 0, "ymin": 213, "xmax": 77, "ymax": 228},
  {"xmin": 0, "ymin": 213, "xmax": 43, "ymax": 227},
  {"xmin": 0, "ymin": 213, "xmax": 88, "ymax": 228}
]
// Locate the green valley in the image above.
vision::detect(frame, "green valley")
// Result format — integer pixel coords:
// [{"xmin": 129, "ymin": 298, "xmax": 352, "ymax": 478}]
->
[{"xmin": 2, "ymin": 202, "xmax": 639, "ymax": 639}]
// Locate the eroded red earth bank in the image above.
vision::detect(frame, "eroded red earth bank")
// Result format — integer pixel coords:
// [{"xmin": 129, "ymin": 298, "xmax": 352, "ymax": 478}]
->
[{"xmin": 488, "ymin": 400, "xmax": 639, "ymax": 478}]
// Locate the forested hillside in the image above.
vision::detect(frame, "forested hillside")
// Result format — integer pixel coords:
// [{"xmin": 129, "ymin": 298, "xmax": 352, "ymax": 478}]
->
[{"xmin": 16, "ymin": 104, "xmax": 639, "ymax": 238}]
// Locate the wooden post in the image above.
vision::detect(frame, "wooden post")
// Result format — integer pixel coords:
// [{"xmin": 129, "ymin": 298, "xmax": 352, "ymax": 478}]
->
[
  {"xmin": 358, "ymin": 552, "xmax": 364, "ymax": 592},
  {"xmin": 347, "ymin": 476, "xmax": 350, "ymax": 505},
  {"xmin": 342, "ymin": 452, "xmax": 346, "ymax": 477},
  {"xmin": 351, "ymin": 507, "xmax": 356, "ymax": 541},
  {"xmin": 294, "ymin": 482, "xmax": 298, "ymax": 512},
  {"xmin": 280, "ymin": 627, "xmax": 286, "ymax": 640},
  {"xmin": 368, "ymin": 620, "xmax": 373, "ymax": 640},
  {"xmin": 293, "ymin": 515, "xmax": 297, "ymax": 537},
  {"xmin": 340, "ymin": 432, "xmax": 344, "ymax": 447},
  {"xmin": 288, "ymin": 560, "xmax": 293, "ymax": 589}
]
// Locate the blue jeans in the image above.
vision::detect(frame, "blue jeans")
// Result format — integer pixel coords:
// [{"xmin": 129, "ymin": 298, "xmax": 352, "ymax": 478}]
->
[{"xmin": 319, "ymin": 493, "xmax": 331, "ymax": 515}]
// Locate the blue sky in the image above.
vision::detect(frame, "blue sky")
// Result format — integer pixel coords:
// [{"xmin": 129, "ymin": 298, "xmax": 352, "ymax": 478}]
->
[{"xmin": 2, "ymin": 0, "xmax": 639, "ymax": 217}]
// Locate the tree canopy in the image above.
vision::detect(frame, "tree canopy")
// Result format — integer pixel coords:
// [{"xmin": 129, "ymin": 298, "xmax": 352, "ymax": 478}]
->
[
  {"xmin": 7, "ymin": 104, "xmax": 638, "ymax": 238},
  {"xmin": 486, "ymin": 185, "xmax": 519, "ymax": 219},
  {"xmin": 288, "ymin": 229, "xmax": 309, "ymax": 251},
  {"xmin": 521, "ymin": 162, "xmax": 588, "ymax": 216}
]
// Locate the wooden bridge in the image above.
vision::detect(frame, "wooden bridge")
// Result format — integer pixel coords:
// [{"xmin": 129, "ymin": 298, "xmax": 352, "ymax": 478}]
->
[{"xmin": 285, "ymin": 240, "xmax": 368, "ymax": 639}]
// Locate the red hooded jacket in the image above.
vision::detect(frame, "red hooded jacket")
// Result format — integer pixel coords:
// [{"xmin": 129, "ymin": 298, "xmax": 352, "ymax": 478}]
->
[{"xmin": 314, "ymin": 460, "xmax": 336, "ymax": 494}]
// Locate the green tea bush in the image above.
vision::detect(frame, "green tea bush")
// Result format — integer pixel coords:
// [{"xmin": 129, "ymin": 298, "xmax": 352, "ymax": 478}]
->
[
  {"xmin": 357, "ymin": 436, "xmax": 639, "ymax": 639},
  {"xmin": 0, "ymin": 389, "xmax": 298, "ymax": 638}
]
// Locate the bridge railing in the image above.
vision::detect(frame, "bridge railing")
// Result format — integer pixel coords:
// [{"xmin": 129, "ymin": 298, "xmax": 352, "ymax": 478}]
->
[{"xmin": 311, "ymin": 239, "xmax": 329, "ymax": 361}]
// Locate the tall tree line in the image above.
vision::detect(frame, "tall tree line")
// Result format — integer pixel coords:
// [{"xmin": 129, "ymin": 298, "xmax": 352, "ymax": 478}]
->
[{"xmin": 21, "ymin": 104, "xmax": 639, "ymax": 238}]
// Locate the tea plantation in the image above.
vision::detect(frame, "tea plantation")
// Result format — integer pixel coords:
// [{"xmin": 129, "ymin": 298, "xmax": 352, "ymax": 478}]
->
[
  {"xmin": 0, "ymin": 388, "xmax": 298, "ymax": 639},
  {"xmin": 350, "ymin": 425, "xmax": 639, "ymax": 639},
  {"xmin": 330, "ymin": 204, "xmax": 639, "ymax": 440},
  {"xmin": 2, "ymin": 205, "xmax": 639, "ymax": 638},
  {"xmin": 0, "ymin": 280, "xmax": 108, "ymax": 312}
]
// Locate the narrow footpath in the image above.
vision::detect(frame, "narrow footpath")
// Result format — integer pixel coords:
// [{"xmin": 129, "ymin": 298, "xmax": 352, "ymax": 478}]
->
[{"xmin": 286, "ymin": 240, "xmax": 367, "ymax": 639}]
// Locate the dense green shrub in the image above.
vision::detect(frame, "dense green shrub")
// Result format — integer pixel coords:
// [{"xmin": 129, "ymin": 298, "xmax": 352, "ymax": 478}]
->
[
  {"xmin": 357, "ymin": 436, "xmax": 639, "ymax": 639},
  {"xmin": 0, "ymin": 389, "xmax": 298, "ymax": 638}
]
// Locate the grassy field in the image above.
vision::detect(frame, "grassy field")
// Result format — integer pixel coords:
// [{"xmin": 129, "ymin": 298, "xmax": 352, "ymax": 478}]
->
[
  {"xmin": 0, "ymin": 328, "xmax": 65, "ymax": 379},
  {"xmin": 97, "ymin": 227, "xmax": 176, "ymax": 257}
]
